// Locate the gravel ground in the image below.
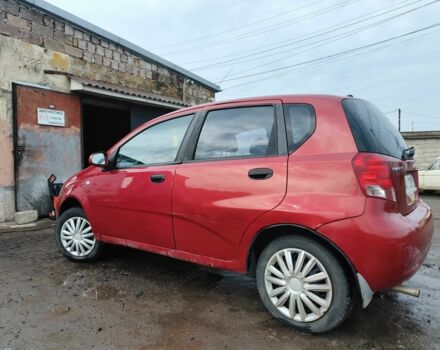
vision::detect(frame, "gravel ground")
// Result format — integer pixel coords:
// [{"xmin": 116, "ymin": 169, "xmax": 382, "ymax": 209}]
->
[{"xmin": 1, "ymin": 195, "xmax": 439, "ymax": 350}]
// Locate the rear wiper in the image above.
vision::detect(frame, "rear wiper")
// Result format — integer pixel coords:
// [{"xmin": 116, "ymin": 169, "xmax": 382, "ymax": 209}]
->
[{"xmin": 402, "ymin": 146, "xmax": 415, "ymax": 160}]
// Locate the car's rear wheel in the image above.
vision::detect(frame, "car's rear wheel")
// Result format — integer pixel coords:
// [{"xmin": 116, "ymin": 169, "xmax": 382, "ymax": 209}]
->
[
  {"xmin": 256, "ymin": 235, "xmax": 352, "ymax": 334},
  {"xmin": 55, "ymin": 207, "xmax": 103, "ymax": 262}
]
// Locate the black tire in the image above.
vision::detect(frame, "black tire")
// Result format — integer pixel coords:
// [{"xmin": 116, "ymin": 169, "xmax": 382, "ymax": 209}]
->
[
  {"xmin": 256, "ymin": 235, "xmax": 353, "ymax": 334},
  {"xmin": 55, "ymin": 207, "xmax": 104, "ymax": 262}
]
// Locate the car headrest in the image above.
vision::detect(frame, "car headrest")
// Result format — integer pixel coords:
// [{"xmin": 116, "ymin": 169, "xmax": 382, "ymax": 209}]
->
[
  {"xmin": 197, "ymin": 132, "xmax": 238, "ymax": 158},
  {"xmin": 249, "ymin": 137, "xmax": 268, "ymax": 155}
]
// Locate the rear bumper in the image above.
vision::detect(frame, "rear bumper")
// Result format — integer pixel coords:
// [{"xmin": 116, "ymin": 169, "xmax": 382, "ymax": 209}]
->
[{"xmin": 317, "ymin": 198, "xmax": 434, "ymax": 291}]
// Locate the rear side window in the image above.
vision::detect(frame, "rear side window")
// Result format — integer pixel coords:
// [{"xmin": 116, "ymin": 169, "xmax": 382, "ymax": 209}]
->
[
  {"xmin": 342, "ymin": 99, "xmax": 407, "ymax": 159},
  {"xmin": 194, "ymin": 106, "xmax": 276, "ymax": 160},
  {"xmin": 284, "ymin": 104, "xmax": 316, "ymax": 153}
]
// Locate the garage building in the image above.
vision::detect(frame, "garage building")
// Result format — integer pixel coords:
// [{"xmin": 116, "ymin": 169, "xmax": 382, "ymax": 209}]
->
[
  {"xmin": 0, "ymin": 0, "xmax": 220, "ymax": 222},
  {"xmin": 401, "ymin": 131, "xmax": 440, "ymax": 169}
]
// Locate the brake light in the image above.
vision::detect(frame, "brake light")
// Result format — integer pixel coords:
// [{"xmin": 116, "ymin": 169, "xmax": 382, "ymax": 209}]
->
[{"xmin": 352, "ymin": 153, "xmax": 396, "ymax": 201}]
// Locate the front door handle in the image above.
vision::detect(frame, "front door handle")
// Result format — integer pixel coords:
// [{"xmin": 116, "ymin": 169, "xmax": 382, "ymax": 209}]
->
[
  {"xmin": 248, "ymin": 168, "xmax": 273, "ymax": 180},
  {"xmin": 150, "ymin": 174, "xmax": 165, "ymax": 183}
]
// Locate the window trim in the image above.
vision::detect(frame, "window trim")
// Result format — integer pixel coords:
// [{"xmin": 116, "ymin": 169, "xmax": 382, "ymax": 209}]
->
[
  {"xmin": 110, "ymin": 113, "xmax": 196, "ymax": 170},
  {"xmin": 283, "ymin": 103, "xmax": 317, "ymax": 154},
  {"xmin": 183, "ymin": 104, "xmax": 283, "ymax": 163}
]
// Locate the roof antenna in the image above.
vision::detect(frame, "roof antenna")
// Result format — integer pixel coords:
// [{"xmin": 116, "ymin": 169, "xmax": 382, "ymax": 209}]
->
[{"xmin": 347, "ymin": 94, "xmax": 354, "ymax": 97}]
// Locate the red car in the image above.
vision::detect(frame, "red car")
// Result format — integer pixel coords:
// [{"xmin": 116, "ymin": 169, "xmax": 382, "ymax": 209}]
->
[{"xmin": 55, "ymin": 95, "xmax": 433, "ymax": 333}]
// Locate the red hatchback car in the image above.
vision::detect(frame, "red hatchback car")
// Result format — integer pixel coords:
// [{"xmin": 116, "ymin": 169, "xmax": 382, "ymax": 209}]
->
[{"xmin": 55, "ymin": 95, "xmax": 433, "ymax": 333}]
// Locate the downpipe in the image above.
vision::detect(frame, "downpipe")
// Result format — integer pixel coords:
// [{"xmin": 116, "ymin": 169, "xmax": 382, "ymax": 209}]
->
[{"xmin": 390, "ymin": 284, "xmax": 421, "ymax": 297}]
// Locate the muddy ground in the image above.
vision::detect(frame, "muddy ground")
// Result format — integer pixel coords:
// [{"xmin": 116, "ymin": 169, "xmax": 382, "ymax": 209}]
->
[{"xmin": 1, "ymin": 195, "xmax": 439, "ymax": 350}]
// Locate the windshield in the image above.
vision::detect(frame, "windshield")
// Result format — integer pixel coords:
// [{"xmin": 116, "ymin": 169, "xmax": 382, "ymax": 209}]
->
[{"xmin": 342, "ymin": 99, "xmax": 408, "ymax": 159}]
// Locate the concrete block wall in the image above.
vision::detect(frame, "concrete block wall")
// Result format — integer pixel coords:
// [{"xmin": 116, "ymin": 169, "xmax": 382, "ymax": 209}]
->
[
  {"xmin": 0, "ymin": 0, "xmax": 215, "ymax": 105},
  {"xmin": 0, "ymin": 0, "xmax": 217, "ymax": 221},
  {"xmin": 0, "ymin": 34, "xmax": 74, "ymax": 222},
  {"xmin": 402, "ymin": 131, "xmax": 440, "ymax": 169},
  {"xmin": 0, "ymin": 85, "xmax": 15, "ymax": 222}
]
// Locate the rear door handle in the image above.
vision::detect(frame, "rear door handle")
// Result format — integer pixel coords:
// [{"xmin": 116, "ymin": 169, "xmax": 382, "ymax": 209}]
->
[
  {"xmin": 150, "ymin": 174, "xmax": 165, "ymax": 183},
  {"xmin": 248, "ymin": 168, "xmax": 273, "ymax": 180}
]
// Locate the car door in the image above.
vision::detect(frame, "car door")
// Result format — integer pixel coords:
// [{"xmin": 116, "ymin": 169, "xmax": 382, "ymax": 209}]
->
[
  {"xmin": 424, "ymin": 159, "xmax": 440, "ymax": 190},
  {"xmin": 172, "ymin": 101, "xmax": 288, "ymax": 260},
  {"xmin": 87, "ymin": 114, "xmax": 194, "ymax": 248}
]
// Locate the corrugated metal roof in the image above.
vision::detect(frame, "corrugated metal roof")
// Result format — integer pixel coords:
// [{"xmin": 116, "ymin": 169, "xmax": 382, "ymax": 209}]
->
[
  {"xmin": 71, "ymin": 77, "xmax": 190, "ymax": 108},
  {"xmin": 20, "ymin": 0, "xmax": 221, "ymax": 92}
]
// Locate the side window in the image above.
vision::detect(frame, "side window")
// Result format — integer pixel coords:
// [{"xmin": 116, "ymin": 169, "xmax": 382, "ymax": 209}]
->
[
  {"xmin": 284, "ymin": 104, "xmax": 316, "ymax": 153},
  {"xmin": 194, "ymin": 106, "xmax": 276, "ymax": 160},
  {"xmin": 116, "ymin": 114, "xmax": 193, "ymax": 168}
]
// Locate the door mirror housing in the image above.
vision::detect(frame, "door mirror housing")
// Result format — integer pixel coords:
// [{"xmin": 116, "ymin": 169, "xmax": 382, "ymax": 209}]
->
[{"xmin": 89, "ymin": 152, "xmax": 108, "ymax": 167}]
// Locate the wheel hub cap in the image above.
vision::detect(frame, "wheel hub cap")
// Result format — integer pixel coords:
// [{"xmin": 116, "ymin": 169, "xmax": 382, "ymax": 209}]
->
[
  {"xmin": 60, "ymin": 217, "xmax": 96, "ymax": 257},
  {"xmin": 264, "ymin": 248, "xmax": 333, "ymax": 323},
  {"xmin": 288, "ymin": 277, "xmax": 303, "ymax": 293}
]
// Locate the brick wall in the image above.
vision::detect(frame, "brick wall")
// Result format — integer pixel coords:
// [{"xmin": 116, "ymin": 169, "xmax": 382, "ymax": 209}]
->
[
  {"xmin": 0, "ymin": 0, "xmax": 215, "ymax": 105},
  {"xmin": 402, "ymin": 131, "xmax": 440, "ymax": 169}
]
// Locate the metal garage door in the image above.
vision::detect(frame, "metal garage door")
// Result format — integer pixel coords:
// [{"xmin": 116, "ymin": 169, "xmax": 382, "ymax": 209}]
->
[{"xmin": 13, "ymin": 84, "xmax": 81, "ymax": 216}]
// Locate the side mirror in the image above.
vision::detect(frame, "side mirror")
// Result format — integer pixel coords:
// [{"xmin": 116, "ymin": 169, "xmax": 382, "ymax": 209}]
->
[{"xmin": 89, "ymin": 152, "xmax": 108, "ymax": 167}]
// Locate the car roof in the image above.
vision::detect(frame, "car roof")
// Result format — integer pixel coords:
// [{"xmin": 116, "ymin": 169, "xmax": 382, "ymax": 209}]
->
[
  {"xmin": 167, "ymin": 94, "xmax": 346, "ymax": 116},
  {"xmin": 109, "ymin": 94, "xmax": 348, "ymax": 154}
]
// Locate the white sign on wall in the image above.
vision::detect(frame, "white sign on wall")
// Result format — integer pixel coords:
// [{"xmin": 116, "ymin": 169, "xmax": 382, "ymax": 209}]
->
[{"xmin": 37, "ymin": 108, "xmax": 65, "ymax": 127}]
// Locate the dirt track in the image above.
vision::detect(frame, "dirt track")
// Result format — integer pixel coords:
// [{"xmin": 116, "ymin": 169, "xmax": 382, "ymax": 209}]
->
[{"xmin": 1, "ymin": 195, "xmax": 439, "ymax": 349}]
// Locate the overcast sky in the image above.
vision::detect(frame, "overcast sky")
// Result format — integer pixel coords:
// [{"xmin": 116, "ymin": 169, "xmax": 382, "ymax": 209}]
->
[{"xmin": 45, "ymin": 0, "xmax": 440, "ymax": 131}]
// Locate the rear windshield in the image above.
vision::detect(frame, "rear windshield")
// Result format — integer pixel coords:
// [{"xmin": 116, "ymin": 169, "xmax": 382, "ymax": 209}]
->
[{"xmin": 342, "ymin": 99, "xmax": 407, "ymax": 159}]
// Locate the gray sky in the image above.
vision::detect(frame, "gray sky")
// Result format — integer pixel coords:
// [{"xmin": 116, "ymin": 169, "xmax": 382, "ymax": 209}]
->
[{"xmin": 45, "ymin": 0, "xmax": 440, "ymax": 131}]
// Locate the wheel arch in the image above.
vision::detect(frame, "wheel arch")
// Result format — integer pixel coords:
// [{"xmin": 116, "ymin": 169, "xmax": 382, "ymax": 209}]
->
[
  {"xmin": 58, "ymin": 196, "xmax": 83, "ymax": 215},
  {"xmin": 247, "ymin": 223, "xmax": 360, "ymax": 298}
]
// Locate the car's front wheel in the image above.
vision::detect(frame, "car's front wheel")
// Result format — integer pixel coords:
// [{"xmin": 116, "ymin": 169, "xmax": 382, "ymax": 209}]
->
[
  {"xmin": 55, "ymin": 207, "xmax": 103, "ymax": 262},
  {"xmin": 256, "ymin": 235, "xmax": 353, "ymax": 334}
]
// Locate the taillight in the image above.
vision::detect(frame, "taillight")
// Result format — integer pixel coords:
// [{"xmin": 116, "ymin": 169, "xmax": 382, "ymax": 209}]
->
[{"xmin": 352, "ymin": 153, "xmax": 396, "ymax": 201}]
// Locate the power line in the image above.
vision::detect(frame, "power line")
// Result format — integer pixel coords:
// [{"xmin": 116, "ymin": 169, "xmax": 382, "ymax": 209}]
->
[
  {"xmin": 404, "ymin": 111, "xmax": 440, "ymax": 120},
  {"xmin": 205, "ymin": 0, "xmax": 437, "ymax": 79},
  {"xmin": 384, "ymin": 109, "xmax": 399, "ymax": 114},
  {"xmin": 221, "ymin": 26, "xmax": 440, "ymax": 90},
  {"xmin": 221, "ymin": 30, "xmax": 437, "ymax": 90},
  {"xmin": 183, "ymin": 0, "xmax": 413, "ymax": 66},
  {"xmin": 218, "ymin": 67, "xmax": 234, "ymax": 85},
  {"xmin": 191, "ymin": 0, "xmax": 423, "ymax": 71},
  {"xmin": 219, "ymin": 23, "xmax": 440, "ymax": 84},
  {"xmin": 383, "ymin": 109, "xmax": 440, "ymax": 132},
  {"xmin": 384, "ymin": 110, "xmax": 440, "ymax": 119},
  {"xmin": 153, "ymin": 0, "xmax": 324, "ymax": 50},
  {"xmin": 406, "ymin": 120, "xmax": 440, "ymax": 132},
  {"xmin": 161, "ymin": 0, "xmax": 358, "ymax": 56}
]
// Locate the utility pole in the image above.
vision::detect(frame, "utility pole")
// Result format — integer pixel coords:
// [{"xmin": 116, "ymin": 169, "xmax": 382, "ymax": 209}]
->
[{"xmin": 398, "ymin": 108, "xmax": 401, "ymax": 131}]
